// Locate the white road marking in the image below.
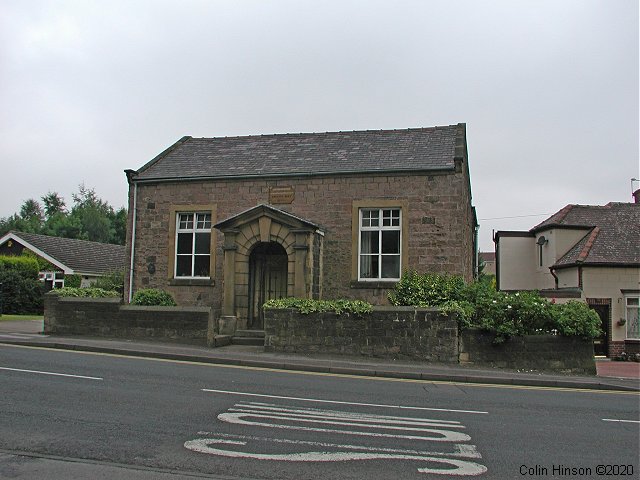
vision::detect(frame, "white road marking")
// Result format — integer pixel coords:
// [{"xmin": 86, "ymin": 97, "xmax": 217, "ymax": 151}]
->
[
  {"xmin": 229, "ymin": 402, "xmax": 466, "ymax": 428},
  {"xmin": 193, "ymin": 432, "xmax": 483, "ymax": 458},
  {"xmin": 184, "ymin": 437, "xmax": 487, "ymax": 476},
  {"xmin": 202, "ymin": 388, "xmax": 488, "ymax": 414},
  {"xmin": 0, "ymin": 366, "xmax": 103, "ymax": 380},
  {"xmin": 0, "ymin": 333, "xmax": 49, "ymax": 339},
  {"xmin": 186, "ymin": 401, "xmax": 487, "ymax": 475},
  {"xmin": 602, "ymin": 418, "xmax": 640, "ymax": 424},
  {"xmin": 218, "ymin": 402, "xmax": 471, "ymax": 442}
]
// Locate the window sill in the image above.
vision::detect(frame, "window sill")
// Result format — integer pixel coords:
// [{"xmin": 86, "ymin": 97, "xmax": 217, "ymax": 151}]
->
[
  {"xmin": 350, "ymin": 280, "xmax": 397, "ymax": 289},
  {"xmin": 624, "ymin": 339, "xmax": 640, "ymax": 343},
  {"xmin": 168, "ymin": 278, "xmax": 215, "ymax": 287}
]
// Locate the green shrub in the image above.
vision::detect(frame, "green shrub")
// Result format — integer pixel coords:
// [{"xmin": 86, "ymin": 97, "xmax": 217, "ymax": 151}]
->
[
  {"xmin": 264, "ymin": 297, "xmax": 373, "ymax": 316},
  {"xmin": 0, "ymin": 255, "xmax": 44, "ymax": 314},
  {"xmin": 63, "ymin": 274, "xmax": 82, "ymax": 288},
  {"xmin": 0, "ymin": 255, "xmax": 40, "ymax": 278},
  {"xmin": 387, "ymin": 271, "xmax": 601, "ymax": 343},
  {"xmin": 0, "ymin": 268, "xmax": 44, "ymax": 314},
  {"xmin": 50, "ymin": 287, "xmax": 120, "ymax": 298},
  {"xmin": 388, "ymin": 271, "xmax": 466, "ymax": 307},
  {"xmin": 552, "ymin": 301, "xmax": 602, "ymax": 338},
  {"xmin": 93, "ymin": 270, "xmax": 124, "ymax": 294},
  {"xmin": 131, "ymin": 288, "xmax": 177, "ymax": 306}
]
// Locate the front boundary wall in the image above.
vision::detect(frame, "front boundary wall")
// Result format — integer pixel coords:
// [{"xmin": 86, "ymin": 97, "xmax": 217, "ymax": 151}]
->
[
  {"xmin": 264, "ymin": 308, "xmax": 596, "ymax": 374},
  {"xmin": 44, "ymin": 295, "xmax": 214, "ymax": 346},
  {"xmin": 44, "ymin": 297, "xmax": 596, "ymax": 373}
]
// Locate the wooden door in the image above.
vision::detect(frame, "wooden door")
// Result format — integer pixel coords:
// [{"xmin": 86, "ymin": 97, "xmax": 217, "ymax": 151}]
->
[{"xmin": 249, "ymin": 243, "xmax": 288, "ymax": 329}]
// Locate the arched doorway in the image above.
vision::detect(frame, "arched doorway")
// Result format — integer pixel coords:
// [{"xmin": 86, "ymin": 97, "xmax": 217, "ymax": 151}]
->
[{"xmin": 248, "ymin": 242, "xmax": 288, "ymax": 329}]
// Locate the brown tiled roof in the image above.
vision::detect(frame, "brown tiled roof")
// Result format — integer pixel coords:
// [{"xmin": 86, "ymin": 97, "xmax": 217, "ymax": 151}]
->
[
  {"xmin": 132, "ymin": 124, "xmax": 464, "ymax": 181},
  {"xmin": 5, "ymin": 231, "xmax": 126, "ymax": 275},
  {"xmin": 479, "ymin": 252, "xmax": 496, "ymax": 262},
  {"xmin": 532, "ymin": 203, "xmax": 640, "ymax": 267}
]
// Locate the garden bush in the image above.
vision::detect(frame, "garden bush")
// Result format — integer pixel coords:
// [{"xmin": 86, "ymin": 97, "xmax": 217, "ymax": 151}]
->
[
  {"xmin": 0, "ymin": 255, "xmax": 40, "ymax": 278},
  {"xmin": 388, "ymin": 271, "xmax": 602, "ymax": 343},
  {"xmin": 131, "ymin": 288, "xmax": 177, "ymax": 306},
  {"xmin": 50, "ymin": 287, "xmax": 120, "ymax": 298},
  {"xmin": 264, "ymin": 297, "xmax": 373, "ymax": 316},
  {"xmin": 388, "ymin": 270, "xmax": 466, "ymax": 307},
  {"xmin": 0, "ymin": 255, "xmax": 44, "ymax": 314},
  {"xmin": 93, "ymin": 270, "xmax": 124, "ymax": 295},
  {"xmin": 63, "ymin": 274, "xmax": 82, "ymax": 288},
  {"xmin": 0, "ymin": 268, "xmax": 44, "ymax": 314},
  {"xmin": 552, "ymin": 300, "xmax": 602, "ymax": 338}
]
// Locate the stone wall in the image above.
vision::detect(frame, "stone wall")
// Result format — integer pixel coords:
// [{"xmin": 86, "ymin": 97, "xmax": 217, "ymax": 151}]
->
[
  {"xmin": 44, "ymin": 294, "xmax": 213, "ymax": 345},
  {"xmin": 265, "ymin": 308, "xmax": 597, "ymax": 373},
  {"xmin": 264, "ymin": 307, "xmax": 459, "ymax": 363},
  {"xmin": 459, "ymin": 329, "xmax": 596, "ymax": 374}
]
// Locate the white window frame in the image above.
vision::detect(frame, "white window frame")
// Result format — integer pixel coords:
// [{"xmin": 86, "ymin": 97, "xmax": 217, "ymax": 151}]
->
[
  {"xmin": 358, "ymin": 208, "xmax": 402, "ymax": 281},
  {"xmin": 625, "ymin": 295, "xmax": 639, "ymax": 340},
  {"xmin": 174, "ymin": 212, "xmax": 212, "ymax": 279}
]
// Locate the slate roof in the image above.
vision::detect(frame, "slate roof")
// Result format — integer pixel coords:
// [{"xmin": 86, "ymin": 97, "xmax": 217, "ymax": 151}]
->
[
  {"xmin": 132, "ymin": 124, "xmax": 464, "ymax": 181},
  {"xmin": 479, "ymin": 252, "xmax": 496, "ymax": 262},
  {"xmin": 531, "ymin": 203, "xmax": 640, "ymax": 267},
  {"xmin": 3, "ymin": 232, "xmax": 126, "ymax": 275}
]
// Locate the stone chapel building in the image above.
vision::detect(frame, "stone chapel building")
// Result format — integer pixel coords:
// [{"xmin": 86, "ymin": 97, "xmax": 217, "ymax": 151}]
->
[{"xmin": 124, "ymin": 123, "xmax": 477, "ymax": 331}]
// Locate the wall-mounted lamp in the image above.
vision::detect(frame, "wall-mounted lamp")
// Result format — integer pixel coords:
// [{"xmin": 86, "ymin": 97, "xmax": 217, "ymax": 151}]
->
[{"xmin": 536, "ymin": 235, "xmax": 549, "ymax": 246}]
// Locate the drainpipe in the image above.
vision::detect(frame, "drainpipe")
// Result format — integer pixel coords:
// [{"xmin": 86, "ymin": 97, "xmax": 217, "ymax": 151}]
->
[
  {"xmin": 549, "ymin": 266, "xmax": 558, "ymax": 289},
  {"xmin": 125, "ymin": 170, "xmax": 138, "ymax": 303}
]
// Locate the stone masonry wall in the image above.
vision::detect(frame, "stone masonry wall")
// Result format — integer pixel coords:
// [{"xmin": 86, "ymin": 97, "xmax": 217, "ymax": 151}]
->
[
  {"xmin": 44, "ymin": 294, "xmax": 213, "ymax": 345},
  {"xmin": 264, "ymin": 308, "xmax": 597, "ymax": 372},
  {"xmin": 264, "ymin": 307, "xmax": 459, "ymax": 363},
  {"xmin": 125, "ymin": 169, "xmax": 474, "ymax": 316},
  {"xmin": 459, "ymin": 329, "xmax": 596, "ymax": 374}
]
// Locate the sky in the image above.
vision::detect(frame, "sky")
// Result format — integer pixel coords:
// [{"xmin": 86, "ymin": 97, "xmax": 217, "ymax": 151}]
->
[{"xmin": 1, "ymin": 0, "xmax": 638, "ymax": 251}]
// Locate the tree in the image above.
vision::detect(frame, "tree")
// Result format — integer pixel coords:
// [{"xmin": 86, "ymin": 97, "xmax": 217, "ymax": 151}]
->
[
  {"xmin": 0, "ymin": 185, "xmax": 126, "ymax": 245},
  {"xmin": 41, "ymin": 192, "xmax": 66, "ymax": 218},
  {"xmin": 110, "ymin": 207, "xmax": 127, "ymax": 245},
  {"xmin": 69, "ymin": 184, "xmax": 116, "ymax": 243},
  {"xmin": 20, "ymin": 199, "xmax": 44, "ymax": 222}
]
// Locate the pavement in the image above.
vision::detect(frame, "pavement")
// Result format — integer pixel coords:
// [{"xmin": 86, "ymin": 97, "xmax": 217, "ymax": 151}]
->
[{"xmin": 1, "ymin": 318, "xmax": 639, "ymax": 392}]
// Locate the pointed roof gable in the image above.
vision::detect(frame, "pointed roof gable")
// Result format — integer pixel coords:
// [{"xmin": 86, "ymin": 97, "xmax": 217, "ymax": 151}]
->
[
  {"xmin": 214, "ymin": 204, "xmax": 321, "ymax": 232},
  {"xmin": 131, "ymin": 124, "xmax": 465, "ymax": 182},
  {"xmin": 0, "ymin": 231, "xmax": 126, "ymax": 275},
  {"xmin": 532, "ymin": 203, "xmax": 640, "ymax": 267}
]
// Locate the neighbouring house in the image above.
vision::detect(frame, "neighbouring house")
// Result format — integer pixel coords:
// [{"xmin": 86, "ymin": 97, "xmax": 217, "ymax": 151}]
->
[
  {"xmin": 479, "ymin": 251, "xmax": 496, "ymax": 276},
  {"xmin": 124, "ymin": 123, "xmax": 477, "ymax": 334},
  {"xmin": 495, "ymin": 199, "xmax": 640, "ymax": 357},
  {"xmin": 0, "ymin": 231, "xmax": 126, "ymax": 289}
]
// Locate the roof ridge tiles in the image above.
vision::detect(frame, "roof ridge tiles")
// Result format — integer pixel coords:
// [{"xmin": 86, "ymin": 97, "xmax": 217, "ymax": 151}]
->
[
  {"xmin": 576, "ymin": 227, "xmax": 600, "ymax": 263},
  {"xmin": 192, "ymin": 124, "xmax": 457, "ymax": 141}
]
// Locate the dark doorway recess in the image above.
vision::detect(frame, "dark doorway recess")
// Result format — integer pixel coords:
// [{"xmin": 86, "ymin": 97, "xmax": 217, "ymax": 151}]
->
[
  {"xmin": 248, "ymin": 242, "xmax": 288, "ymax": 329},
  {"xmin": 590, "ymin": 303, "xmax": 610, "ymax": 357}
]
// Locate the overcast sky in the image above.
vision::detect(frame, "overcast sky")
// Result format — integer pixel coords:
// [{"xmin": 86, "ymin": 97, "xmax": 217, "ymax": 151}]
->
[{"xmin": 1, "ymin": 0, "xmax": 638, "ymax": 251}]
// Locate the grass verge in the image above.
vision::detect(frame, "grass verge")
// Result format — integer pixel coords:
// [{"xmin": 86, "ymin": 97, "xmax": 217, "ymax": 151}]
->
[{"xmin": 0, "ymin": 314, "xmax": 44, "ymax": 321}]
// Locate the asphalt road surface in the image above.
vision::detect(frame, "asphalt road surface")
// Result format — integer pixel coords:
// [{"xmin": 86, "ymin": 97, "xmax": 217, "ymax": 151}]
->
[{"xmin": 1, "ymin": 344, "xmax": 638, "ymax": 479}]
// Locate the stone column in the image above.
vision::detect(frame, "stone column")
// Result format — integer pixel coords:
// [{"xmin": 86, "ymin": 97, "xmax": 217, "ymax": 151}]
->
[
  {"xmin": 292, "ymin": 229, "xmax": 310, "ymax": 298},
  {"xmin": 221, "ymin": 229, "xmax": 239, "ymax": 316}
]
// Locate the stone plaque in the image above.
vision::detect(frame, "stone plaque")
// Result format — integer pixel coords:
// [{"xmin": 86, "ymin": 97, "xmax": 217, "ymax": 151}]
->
[{"xmin": 269, "ymin": 186, "xmax": 295, "ymax": 204}]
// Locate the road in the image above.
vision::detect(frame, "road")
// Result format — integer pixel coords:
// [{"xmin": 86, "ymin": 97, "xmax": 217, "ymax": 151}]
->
[{"xmin": 1, "ymin": 344, "xmax": 638, "ymax": 479}]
